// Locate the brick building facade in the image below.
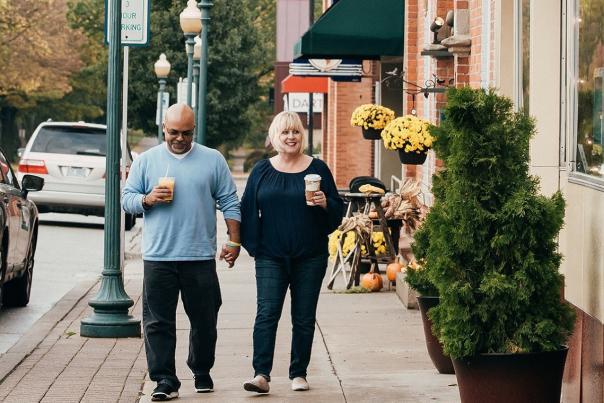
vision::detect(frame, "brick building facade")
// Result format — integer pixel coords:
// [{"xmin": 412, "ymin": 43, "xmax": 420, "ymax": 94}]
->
[{"xmin": 314, "ymin": 1, "xmax": 603, "ymax": 400}]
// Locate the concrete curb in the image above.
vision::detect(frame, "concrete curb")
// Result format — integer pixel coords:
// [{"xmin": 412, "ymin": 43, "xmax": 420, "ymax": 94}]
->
[{"xmin": 0, "ymin": 278, "xmax": 99, "ymax": 383}]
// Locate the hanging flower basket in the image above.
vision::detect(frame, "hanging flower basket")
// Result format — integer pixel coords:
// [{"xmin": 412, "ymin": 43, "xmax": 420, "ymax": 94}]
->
[
  {"xmin": 398, "ymin": 149, "xmax": 428, "ymax": 165},
  {"xmin": 350, "ymin": 104, "xmax": 395, "ymax": 140},
  {"xmin": 361, "ymin": 127, "xmax": 383, "ymax": 140},
  {"xmin": 381, "ymin": 115, "xmax": 435, "ymax": 165}
]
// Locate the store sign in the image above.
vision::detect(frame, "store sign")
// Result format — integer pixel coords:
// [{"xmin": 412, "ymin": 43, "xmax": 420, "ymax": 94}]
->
[
  {"xmin": 286, "ymin": 93, "xmax": 324, "ymax": 113},
  {"xmin": 289, "ymin": 58, "xmax": 362, "ymax": 82}
]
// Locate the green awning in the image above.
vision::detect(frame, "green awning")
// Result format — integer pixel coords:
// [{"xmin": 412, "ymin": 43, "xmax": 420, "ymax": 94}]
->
[{"xmin": 293, "ymin": 0, "xmax": 404, "ymax": 60}]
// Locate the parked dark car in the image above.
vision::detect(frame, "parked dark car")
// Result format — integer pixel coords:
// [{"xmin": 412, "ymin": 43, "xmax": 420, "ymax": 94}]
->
[{"xmin": 0, "ymin": 148, "xmax": 44, "ymax": 308}]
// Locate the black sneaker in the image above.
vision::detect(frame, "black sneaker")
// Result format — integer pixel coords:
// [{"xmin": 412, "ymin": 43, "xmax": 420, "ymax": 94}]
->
[
  {"xmin": 194, "ymin": 374, "xmax": 214, "ymax": 393},
  {"xmin": 151, "ymin": 382, "xmax": 179, "ymax": 401}
]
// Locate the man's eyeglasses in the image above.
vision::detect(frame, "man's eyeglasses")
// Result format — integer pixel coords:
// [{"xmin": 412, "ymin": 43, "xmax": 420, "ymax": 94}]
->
[{"xmin": 165, "ymin": 128, "xmax": 194, "ymax": 138}]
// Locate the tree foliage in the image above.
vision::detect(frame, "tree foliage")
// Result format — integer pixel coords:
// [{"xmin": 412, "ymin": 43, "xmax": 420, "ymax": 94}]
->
[
  {"xmin": 0, "ymin": 0, "xmax": 87, "ymax": 158},
  {"xmin": 0, "ymin": 0, "xmax": 274, "ymax": 159},
  {"xmin": 0, "ymin": 0, "xmax": 83, "ymax": 100},
  {"xmin": 124, "ymin": 0, "xmax": 272, "ymax": 148},
  {"xmin": 412, "ymin": 88, "xmax": 575, "ymax": 359}
]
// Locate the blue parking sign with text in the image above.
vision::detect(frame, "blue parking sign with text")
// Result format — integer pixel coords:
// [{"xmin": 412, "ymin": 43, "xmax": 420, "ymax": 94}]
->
[{"xmin": 104, "ymin": 0, "xmax": 151, "ymax": 47}]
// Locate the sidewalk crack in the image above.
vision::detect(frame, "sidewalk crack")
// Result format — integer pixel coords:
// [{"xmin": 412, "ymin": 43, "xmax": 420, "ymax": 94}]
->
[{"xmin": 316, "ymin": 321, "xmax": 347, "ymax": 403}]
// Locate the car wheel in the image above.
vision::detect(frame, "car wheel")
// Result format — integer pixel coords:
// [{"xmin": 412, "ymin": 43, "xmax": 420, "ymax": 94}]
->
[
  {"xmin": 3, "ymin": 230, "xmax": 36, "ymax": 307},
  {"xmin": 125, "ymin": 213, "xmax": 136, "ymax": 231}
]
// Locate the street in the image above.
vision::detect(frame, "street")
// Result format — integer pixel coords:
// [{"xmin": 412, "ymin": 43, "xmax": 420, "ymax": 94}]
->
[{"xmin": 0, "ymin": 213, "xmax": 138, "ymax": 355}]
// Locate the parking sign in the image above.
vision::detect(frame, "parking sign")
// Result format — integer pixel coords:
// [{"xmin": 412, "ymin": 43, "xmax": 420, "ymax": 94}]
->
[{"xmin": 105, "ymin": 0, "xmax": 151, "ymax": 46}]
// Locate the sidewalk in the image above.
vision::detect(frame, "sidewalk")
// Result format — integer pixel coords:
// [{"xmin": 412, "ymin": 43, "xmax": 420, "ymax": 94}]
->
[{"xmin": 0, "ymin": 223, "xmax": 460, "ymax": 402}]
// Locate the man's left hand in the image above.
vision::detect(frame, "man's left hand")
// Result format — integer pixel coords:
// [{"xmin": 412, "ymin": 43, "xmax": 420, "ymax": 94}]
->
[{"xmin": 219, "ymin": 244, "xmax": 240, "ymax": 268}]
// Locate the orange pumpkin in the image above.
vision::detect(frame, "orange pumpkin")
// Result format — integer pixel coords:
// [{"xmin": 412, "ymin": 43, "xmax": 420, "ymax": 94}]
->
[
  {"xmin": 386, "ymin": 262, "xmax": 403, "ymax": 281},
  {"xmin": 360, "ymin": 273, "xmax": 383, "ymax": 292},
  {"xmin": 375, "ymin": 273, "xmax": 383, "ymax": 289}
]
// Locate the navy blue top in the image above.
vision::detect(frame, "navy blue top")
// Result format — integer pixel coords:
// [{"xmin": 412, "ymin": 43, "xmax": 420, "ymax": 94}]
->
[{"xmin": 241, "ymin": 158, "xmax": 343, "ymax": 259}]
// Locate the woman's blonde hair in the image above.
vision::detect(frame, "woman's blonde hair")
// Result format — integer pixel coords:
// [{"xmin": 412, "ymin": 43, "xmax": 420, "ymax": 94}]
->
[{"xmin": 268, "ymin": 111, "xmax": 306, "ymax": 154}]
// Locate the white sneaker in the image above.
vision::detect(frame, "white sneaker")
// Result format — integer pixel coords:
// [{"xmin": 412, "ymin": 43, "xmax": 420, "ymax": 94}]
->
[
  {"xmin": 243, "ymin": 375, "xmax": 270, "ymax": 394},
  {"xmin": 291, "ymin": 377, "xmax": 309, "ymax": 391}
]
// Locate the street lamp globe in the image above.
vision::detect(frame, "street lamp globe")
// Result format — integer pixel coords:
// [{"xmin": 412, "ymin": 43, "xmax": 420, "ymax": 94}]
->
[
  {"xmin": 154, "ymin": 53, "xmax": 171, "ymax": 79},
  {"xmin": 180, "ymin": 0, "xmax": 202, "ymax": 35},
  {"xmin": 193, "ymin": 35, "xmax": 201, "ymax": 61}
]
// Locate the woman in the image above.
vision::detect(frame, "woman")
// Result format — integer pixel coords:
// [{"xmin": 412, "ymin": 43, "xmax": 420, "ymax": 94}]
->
[{"xmin": 241, "ymin": 111, "xmax": 343, "ymax": 394}]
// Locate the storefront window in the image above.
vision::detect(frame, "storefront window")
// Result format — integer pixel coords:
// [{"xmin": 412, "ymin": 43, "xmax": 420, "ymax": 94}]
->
[{"xmin": 575, "ymin": 0, "xmax": 604, "ymax": 177}]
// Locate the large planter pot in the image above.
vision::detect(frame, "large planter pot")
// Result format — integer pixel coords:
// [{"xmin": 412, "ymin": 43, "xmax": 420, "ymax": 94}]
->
[
  {"xmin": 452, "ymin": 347, "xmax": 568, "ymax": 403},
  {"xmin": 417, "ymin": 296, "xmax": 455, "ymax": 374},
  {"xmin": 398, "ymin": 149, "xmax": 427, "ymax": 165},
  {"xmin": 361, "ymin": 127, "xmax": 382, "ymax": 140}
]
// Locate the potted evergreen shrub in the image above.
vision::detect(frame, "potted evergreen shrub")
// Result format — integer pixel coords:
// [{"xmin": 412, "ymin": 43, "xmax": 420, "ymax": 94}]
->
[
  {"xmin": 405, "ymin": 261, "xmax": 454, "ymax": 374},
  {"xmin": 412, "ymin": 87, "xmax": 575, "ymax": 403}
]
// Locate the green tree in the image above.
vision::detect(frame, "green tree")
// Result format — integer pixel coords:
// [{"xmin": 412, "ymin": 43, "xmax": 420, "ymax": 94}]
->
[
  {"xmin": 0, "ymin": 0, "xmax": 85, "ymax": 159},
  {"xmin": 126, "ymin": 0, "xmax": 270, "ymax": 148},
  {"xmin": 9, "ymin": 0, "xmax": 275, "ymax": 156},
  {"xmin": 241, "ymin": 0, "xmax": 276, "ymax": 149}
]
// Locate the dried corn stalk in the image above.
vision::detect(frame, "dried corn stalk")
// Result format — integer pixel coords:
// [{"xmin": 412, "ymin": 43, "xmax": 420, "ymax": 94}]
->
[
  {"xmin": 338, "ymin": 215, "xmax": 373, "ymax": 244},
  {"xmin": 380, "ymin": 179, "xmax": 424, "ymax": 234}
]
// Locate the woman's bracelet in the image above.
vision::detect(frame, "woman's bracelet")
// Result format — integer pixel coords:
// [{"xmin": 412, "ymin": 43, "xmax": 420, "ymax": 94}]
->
[{"xmin": 226, "ymin": 240, "xmax": 241, "ymax": 248}]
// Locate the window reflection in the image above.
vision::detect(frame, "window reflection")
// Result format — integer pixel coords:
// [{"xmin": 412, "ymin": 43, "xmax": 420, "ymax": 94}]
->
[{"xmin": 576, "ymin": 0, "xmax": 604, "ymax": 177}]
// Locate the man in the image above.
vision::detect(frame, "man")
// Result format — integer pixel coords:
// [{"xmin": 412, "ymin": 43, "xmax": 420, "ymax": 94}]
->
[{"xmin": 122, "ymin": 104, "xmax": 241, "ymax": 401}]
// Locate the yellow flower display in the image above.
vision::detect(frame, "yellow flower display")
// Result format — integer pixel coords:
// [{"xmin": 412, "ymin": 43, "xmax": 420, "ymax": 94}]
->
[
  {"xmin": 350, "ymin": 104, "xmax": 395, "ymax": 130},
  {"xmin": 370, "ymin": 231, "xmax": 387, "ymax": 256},
  {"xmin": 329, "ymin": 230, "xmax": 388, "ymax": 259},
  {"xmin": 380, "ymin": 115, "xmax": 435, "ymax": 153}
]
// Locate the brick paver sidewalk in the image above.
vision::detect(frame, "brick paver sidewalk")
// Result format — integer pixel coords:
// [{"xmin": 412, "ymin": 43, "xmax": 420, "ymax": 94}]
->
[
  {"xmin": 0, "ymin": 273, "xmax": 146, "ymax": 402},
  {"xmin": 0, "ymin": 213, "xmax": 460, "ymax": 402}
]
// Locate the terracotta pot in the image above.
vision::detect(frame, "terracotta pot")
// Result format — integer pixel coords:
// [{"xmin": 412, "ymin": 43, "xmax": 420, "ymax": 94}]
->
[
  {"xmin": 452, "ymin": 347, "xmax": 568, "ymax": 403},
  {"xmin": 417, "ymin": 296, "xmax": 455, "ymax": 374},
  {"xmin": 361, "ymin": 127, "xmax": 382, "ymax": 140},
  {"xmin": 398, "ymin": 149, "xmax": 427, "ymax": 165}
]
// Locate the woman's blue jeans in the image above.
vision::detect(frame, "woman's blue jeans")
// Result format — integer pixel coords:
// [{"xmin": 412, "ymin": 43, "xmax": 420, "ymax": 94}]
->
[{"xmin": 252, "ymin": 255, "xmax": 327, "ymax": 381}]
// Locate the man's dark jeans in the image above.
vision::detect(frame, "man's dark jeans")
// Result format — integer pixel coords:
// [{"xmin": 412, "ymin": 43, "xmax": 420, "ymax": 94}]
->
[
  {"xmin": 252, "ymin": 255, "xmax": 327, "ymax": 381},
  {"xmin": 143, "ymin": 260, "xmax": 221, "ymax": 389}
]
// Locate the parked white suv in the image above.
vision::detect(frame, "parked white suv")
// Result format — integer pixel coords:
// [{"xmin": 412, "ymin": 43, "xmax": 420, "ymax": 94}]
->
[{"xmin": 17, "ymin": 121, "xmax": 137, "ymax": 230}]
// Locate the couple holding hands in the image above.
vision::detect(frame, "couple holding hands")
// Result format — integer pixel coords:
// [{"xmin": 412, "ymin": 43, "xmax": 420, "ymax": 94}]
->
[{"xmin": 122, "ymin": 104, "xmax": 343, "ymax": 401}]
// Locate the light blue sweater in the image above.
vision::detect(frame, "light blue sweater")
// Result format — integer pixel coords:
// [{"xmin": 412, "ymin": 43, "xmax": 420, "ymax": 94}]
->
[{"xmin": 122, "ymin": 143, "xmax": 240, "ymax": 261}]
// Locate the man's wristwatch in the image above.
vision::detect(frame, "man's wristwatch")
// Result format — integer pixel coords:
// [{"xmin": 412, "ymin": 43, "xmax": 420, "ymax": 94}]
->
[{"xmin": 142, "ymin": 194, "xmax": 151, "ymax": 209}]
